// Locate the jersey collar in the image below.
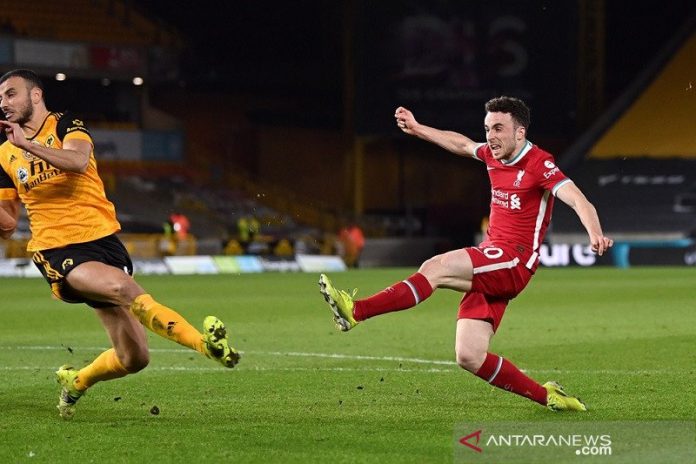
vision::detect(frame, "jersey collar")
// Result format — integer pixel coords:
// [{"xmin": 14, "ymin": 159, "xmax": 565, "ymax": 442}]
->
[{"xmin": 501, "ymin": 140, "xmax": 532, "ymax": 166}]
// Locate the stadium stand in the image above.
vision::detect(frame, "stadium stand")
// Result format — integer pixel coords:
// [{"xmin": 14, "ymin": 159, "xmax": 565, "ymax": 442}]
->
[
  {"xmin": 107, "ymin": 174, "xmax": 325, "ymax": 258},
  {"xmin": 0, "ymin": 0, "xmax": 180, "ymax": 46},
  {"xmin": 554, "ymin": 13, "xmax": 696, "ymax": 266}
]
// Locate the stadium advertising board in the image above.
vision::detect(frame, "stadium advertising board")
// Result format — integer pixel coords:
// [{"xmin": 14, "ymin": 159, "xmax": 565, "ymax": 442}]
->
[
  {"xmin": 132, "ymin": 259, "xmax": 170, "ymax": 275},
  {"xmin": 296, "ymin": 254, "xmax": 347, "ymax": 273},
  {"xmin": 164, "ymin": 256, "xmax": 218, "ymax": 275},
  {"xmin": 0, "ymin": 259, "xmax": 42, "ymax": 277},
  {"xmin": 539, "ymin": 243, "xmax": 598, "ymax": 267},
  {"xmin": 213, "ymin": 256, "xmax": 264, "ymax": 274}
]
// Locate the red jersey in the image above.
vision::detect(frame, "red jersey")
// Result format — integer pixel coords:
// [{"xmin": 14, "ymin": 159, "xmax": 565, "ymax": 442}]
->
[{"xmin": 473, "ymin": 141, "xmax": 571, "ymax": 272}]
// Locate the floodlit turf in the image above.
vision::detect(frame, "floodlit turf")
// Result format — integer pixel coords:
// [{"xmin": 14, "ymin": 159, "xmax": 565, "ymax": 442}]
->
[{"xmin": 0, "ymin": 267, "xmax": 694, "ymax": 463}]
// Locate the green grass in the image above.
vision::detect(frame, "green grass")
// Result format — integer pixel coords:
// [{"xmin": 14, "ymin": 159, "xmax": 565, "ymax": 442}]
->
[{"xmin": 0, "ymin": 267, "xmax": 694, "ymax": 463}]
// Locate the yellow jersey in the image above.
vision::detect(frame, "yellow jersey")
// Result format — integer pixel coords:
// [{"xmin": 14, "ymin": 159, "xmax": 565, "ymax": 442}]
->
[{"xmin": 0, "ymin": 112, "xmax": 120, "ymax": 251}]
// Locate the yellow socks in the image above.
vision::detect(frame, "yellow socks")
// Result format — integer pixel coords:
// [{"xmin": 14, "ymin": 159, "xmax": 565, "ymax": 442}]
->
[
  {"xmin": 129, "ymin": 294, "xmax": 205, "ymax": 354},
  {"xmin": 74, "ymin": 348, "xmax": 129, "ymax": 391}
]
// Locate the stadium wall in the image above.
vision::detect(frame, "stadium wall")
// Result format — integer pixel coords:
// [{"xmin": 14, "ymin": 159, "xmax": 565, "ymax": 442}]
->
[
  {"xmin": 0, "ymin": 255, "xmax": 347, "ymax": 278},
  {"xmin": 2, "ymin": 239, "xmax": 693, "ymax": 278}
]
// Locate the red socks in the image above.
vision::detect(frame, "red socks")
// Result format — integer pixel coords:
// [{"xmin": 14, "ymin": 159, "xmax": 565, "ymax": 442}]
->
[
  {"xmin": 353, "ymin": 272, "xmax": 434, "ymax": 321},
  {"xmin": 351, "ymin": 274, "xmax": 547, "ymax": 405},
  {"xmin": 475, "ymin": 352, "xmax": 547, "ymax": 405},
  {"xmin": 350, "ymin": 273, "xmax": 546, "ymax": 405}
]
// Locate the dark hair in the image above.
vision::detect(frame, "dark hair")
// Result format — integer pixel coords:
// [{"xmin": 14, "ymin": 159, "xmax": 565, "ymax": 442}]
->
[
  {"xmin": 485, "ymin": 96, "xmax": 530, "ymax": 129},
  {"xmin": 0, "ymin": 69, "xmax": 44, "ymax": 91}
]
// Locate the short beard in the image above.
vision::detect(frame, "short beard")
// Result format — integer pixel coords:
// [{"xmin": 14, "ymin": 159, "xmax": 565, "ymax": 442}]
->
[{"xmin": 14, "ymin": 99, "xmax": 33, "ymax": 126}]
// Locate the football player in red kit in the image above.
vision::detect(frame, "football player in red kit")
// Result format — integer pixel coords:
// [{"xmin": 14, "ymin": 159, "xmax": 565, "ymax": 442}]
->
[{"xmin": 319, "ymin": 96, "xmax": 613, "ymax": 411}]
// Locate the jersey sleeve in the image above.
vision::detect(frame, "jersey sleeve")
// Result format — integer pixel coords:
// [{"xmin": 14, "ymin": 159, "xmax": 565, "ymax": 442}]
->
[
  {"xmin": 532, "ymin": 153, "xmax": 571, "ymax": 195},
  {"xmin": 56, "ymin": 112, "xmax": 93, "ymax": 145},
  {"xmin": 473, "ymin": 143, "xmax": 490, "ymax": 164},
  {"xmin": 0, "ymin": 166, "xmax": 17, "ymax": 200}
]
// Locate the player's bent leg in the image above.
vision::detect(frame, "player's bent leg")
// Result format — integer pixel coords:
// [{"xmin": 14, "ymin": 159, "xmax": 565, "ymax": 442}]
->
[
  {"xmin": 457, "ymin": 318, "xmax": 549, "ymax": 406},
  {"xmin": 66, "ymin": 262, "xmax": 196, "ymax": 348},
  {"xmin": 455, "ymin": 318, "xmax": 493, "ymax": 373},
  {"xmin": 71, "ymin": 262, "xmax": 241, "ymax": 368},
  {"xmin": 94, "ymin": 305, "xmax": 150, "ymax": 372},
  {"xmin": 543, "ymin": 381, "xmax": 587, "ymax": 412},
  {"xmin": 56, "ymin": 307, "xmax": 148, "ymax": 420}
]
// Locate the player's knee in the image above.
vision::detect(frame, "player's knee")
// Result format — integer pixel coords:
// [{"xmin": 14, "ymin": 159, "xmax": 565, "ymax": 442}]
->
[
  {"xmin": 418, "ymin": 254, "xmax": 444, "ymax": 280},
  {"xmin": 456, "ymin": 348, "xmax": 485, "ymax": 373},
  {"xmin": 121, "ymin": 348, "xmax": 150, "ymax": 373},
  {"xmin": 109, "ymin": 279, "xmax": 143, "ymax": 306},
  {"xmin": 418, "ymin": 254, "xmax": 438, "ymax": 272}
]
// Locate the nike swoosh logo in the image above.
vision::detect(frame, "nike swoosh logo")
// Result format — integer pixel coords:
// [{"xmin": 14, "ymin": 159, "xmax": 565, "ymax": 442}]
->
[{"xmin": 486, "ymin": 167, "xmax": 495, "ymax": 171}]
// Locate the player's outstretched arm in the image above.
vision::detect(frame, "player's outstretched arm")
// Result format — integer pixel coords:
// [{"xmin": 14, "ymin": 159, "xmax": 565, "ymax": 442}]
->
[
  {"xmin": 0, "ymin": 121, "xmax": 91, "ymax": 173},
  {"xmin": 0, "ymin": 199, "xmax": 19, "ymax": 239},
  {"xmin": 394, "ymin": 106, "xmax": 479, "ymax": 158},
  {"xmin": 555, "ymin": 182, "xmax": 613, "ymax": 256}
]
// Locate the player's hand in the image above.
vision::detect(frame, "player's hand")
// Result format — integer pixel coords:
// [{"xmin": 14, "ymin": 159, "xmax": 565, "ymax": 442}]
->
[
  {"xmin": 590, "ymin": 234, "xmax": 613, "ymax": 256},
  {"xmin": 395, "ymin": 106, "xmax": 418, "ymax": 135},
  {"xmin": 0, "ymin": 120, "xmax": 29, "ymax": 150}
]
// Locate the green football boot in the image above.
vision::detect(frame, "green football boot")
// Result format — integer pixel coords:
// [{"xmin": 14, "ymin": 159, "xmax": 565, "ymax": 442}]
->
[
  {"xmin": 543, "ymin": 381, "xmax": 588, "ymax": 412},
  {"xmin": 318, "ymin": 273, "xmax": 358, "ymax": 332},
  {"xmin": 56, "ymin": 365, "xmax": 84, "ymax": 420},
  {"xmin": 203, "ymin": 316, "xmax": 241, "ymax": 368}
]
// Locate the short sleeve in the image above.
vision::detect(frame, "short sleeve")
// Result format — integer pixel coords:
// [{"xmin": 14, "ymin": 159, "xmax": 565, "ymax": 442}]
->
[
  {"xmin": 56, "ymin": 112, "xmax": 93, "ymax": 144},
  {"xmin": 473, "ymin": 143, "xmax": 489, "ymax": 163},
  {"xmin": 533, "ymin": 154, "xmax": 570, "ymax": 194},
  {"xmin": 0, "ymin": 167, "xmax": 17, "ymax": 199}
]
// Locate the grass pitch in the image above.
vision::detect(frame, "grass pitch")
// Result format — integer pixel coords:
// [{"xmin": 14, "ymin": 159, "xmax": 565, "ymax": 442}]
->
[{"xmin": 0, "ymin": 267, "xmax": 694, "ymax": 463}]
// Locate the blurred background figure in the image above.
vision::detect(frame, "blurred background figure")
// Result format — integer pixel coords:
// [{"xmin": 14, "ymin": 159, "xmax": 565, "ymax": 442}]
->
[
  {"xmin": 169, "ymin": 211, "xmax": 190, "ymax": 240},
  {"xmin": 237, "ymin": 215, "xmax": 262, "ymax": 254},
  {"xmin": 160, "ymin": 218, "xmax": 176, "ymax": 256},
  {"xmin": 338, "ymin": 218, "xmax": 365, "ymax": 268}
]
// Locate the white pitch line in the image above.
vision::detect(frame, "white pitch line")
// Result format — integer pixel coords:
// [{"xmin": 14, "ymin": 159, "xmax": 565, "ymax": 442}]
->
[
  {"xmin": 0, "ymin": 365, "xmax": 455, "ymax": 373},
  {"xmin": 0, "ymin": 345, "xmax": 456, "ymax": 366},
  {"xmin": 0, "ymin": 365, "xmax": 677, "ymax": 375},
  {"xmin": 250, "ymin": 350, "xmax": 455, "ymax": 365},
  {"xmin": 0, "ymin": 346, "xmax": 679, "ymax": 375}
]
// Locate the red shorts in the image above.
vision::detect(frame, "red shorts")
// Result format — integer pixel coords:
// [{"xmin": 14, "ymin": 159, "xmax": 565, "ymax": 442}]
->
[{"xmin": 457, "ymin": 244, "xmax": 533, "ymax": 332}]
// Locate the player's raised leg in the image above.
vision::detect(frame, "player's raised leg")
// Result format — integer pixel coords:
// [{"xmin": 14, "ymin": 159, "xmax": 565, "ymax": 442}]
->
[
  {"xmin": 66, "ymin": 262, "xmax": 240, "ymax": 368},
  {"xmin": 319, "ymin": 270, "xmax": 434, "ymax": 331},
  {"xmin": 129, "ymin": 294, "xmax": 240, "ymax": 367}
]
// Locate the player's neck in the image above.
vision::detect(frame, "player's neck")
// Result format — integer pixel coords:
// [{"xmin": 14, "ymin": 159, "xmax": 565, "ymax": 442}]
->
[
  {"xmin": 501, "ymin": 139, "xmax": 529, "ymax": 162},
  {"xmin": 21, "ymin": 106, "xmax": 50, "ymax": 137},
  {"xmin": 515, "ymin": 138, "xmax": 529, "ymax": 152}
]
